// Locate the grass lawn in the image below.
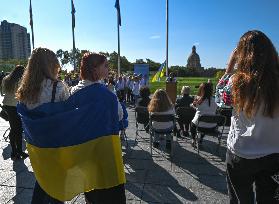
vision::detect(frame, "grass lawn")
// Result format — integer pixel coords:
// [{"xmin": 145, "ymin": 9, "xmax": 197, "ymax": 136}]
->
[{"xmin": 149, "ymin": 77, "xmax": 218, "ymax": 95}]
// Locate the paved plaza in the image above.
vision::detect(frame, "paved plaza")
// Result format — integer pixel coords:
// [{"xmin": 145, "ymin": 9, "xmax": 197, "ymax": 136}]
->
[{"xmin": 0, "ymin": 101, "xmax": 229, "ymax": 203}]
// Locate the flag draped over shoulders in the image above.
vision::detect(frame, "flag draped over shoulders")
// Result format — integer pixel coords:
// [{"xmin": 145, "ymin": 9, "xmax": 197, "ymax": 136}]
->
[{"xmin": 17, "ymin": 83, "xmax": 126, "ymax": 201}]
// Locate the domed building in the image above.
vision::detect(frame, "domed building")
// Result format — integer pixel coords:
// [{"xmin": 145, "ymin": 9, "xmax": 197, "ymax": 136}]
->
[{"xmin": 186, "ymin": 46, "xmax": 203, "ymax": 71}]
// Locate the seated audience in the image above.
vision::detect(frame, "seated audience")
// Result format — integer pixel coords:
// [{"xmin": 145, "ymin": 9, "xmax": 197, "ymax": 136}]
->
[
  {"xmin": 137, "ymin": 86, "xmax": 151, "ymax": 107},
  {"xmin": 148, "ymin": 89, "xmax": 175, "ymax": 150},
  {"xmin": 190, "ymin": 83, "xmax": 218, "ymax": 147},
  {"xmin": 175, "ymin": 86, "xmax": 194, "ymax": 136}
]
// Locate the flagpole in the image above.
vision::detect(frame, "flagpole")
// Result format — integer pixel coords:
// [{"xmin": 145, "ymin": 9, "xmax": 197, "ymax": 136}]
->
[
  {"xmin": 117, "ymin": 17, "xmax": 121, "ymax": 77},
  {"xmin": 72, "ymin": 25, "xmax": 76, "ymax": 71},
  {"xmin": 29, "ymin": 0, "xmax": 35, "ymax": 50},
  {"xmin": 166, "ymin": 0, "xmax": 169, "ymax": 77},
  {"xmin": 71, "ymin": 0, "xmax": 76, "ymax": 71}
]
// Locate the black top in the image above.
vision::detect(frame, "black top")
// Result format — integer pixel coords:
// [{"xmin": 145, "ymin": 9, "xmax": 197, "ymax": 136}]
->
[
  {"xmin": 175, "ymin": 94, "xmax": 193, "ymax": 109},
  {"xmin": 137, "ymin": 97, "xmax": 151, "ymax": 107}
]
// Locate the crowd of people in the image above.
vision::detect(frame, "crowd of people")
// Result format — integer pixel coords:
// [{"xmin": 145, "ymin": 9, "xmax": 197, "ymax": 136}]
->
[
  {"xmin": 63, "ymin": 70, "xmax": 148, "ymax": 106},
  {"xmin": 0, "ymin": 30, "xmax": 278, "ymax": 203}
]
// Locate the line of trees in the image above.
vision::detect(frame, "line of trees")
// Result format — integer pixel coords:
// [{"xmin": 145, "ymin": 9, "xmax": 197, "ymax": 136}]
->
[{"xmin": 0, "ymin": 49, "xmax": 225, "ymax": 78}]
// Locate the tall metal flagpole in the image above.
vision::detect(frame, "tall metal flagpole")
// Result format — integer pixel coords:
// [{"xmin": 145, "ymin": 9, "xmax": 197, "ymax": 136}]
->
[
  {"xmin": 117, "ymin": 16, "xmax": 121, "ymax": 77},
  {"xmin": 115, "ymin": 0, "xmax": 121, "ymax": 77},
  {"xmin": 71, "ymin": 0, "xmax": 76, "ymax": 70},
  {"xmin": 166, "ymin": 0, "xmax": 169, "ymax": 77},
  {"xmin": 29, "ymin": 0, "xmax": 35, "ymax": 50}
]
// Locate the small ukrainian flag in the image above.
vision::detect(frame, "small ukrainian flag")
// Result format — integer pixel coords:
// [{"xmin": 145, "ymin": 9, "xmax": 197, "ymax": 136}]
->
[{"xmin": 151, "ymin": 61, "xmax": 166, "ymax": 82}]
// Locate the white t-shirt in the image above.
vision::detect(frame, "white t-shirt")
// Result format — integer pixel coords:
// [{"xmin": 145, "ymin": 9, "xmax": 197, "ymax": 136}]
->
[
  {"xmin": 115, "ymin": 80, "xmax": 125, "ymax": 91},
  {"xmin": 192, "ymin": 97, "xmax": 218, "ymax": 128},
  {"xmin": 227, "ymin": 106, "xmax": 279, "ymax": 159},
  {"xmin": 26, "ymin": 79, "xmax": 69, "ymax": 110},
  {"xmin": 132, "ymin": 81, "xmax": 140, "ymax": 96}
]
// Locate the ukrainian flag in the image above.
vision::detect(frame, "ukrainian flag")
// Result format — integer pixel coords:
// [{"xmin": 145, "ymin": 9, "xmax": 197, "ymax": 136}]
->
[
  {"xmin": 151, "ymin": 61, "xmax": 166, "ymax": 82},
  {"xmin": 17, "ymin": 83, "xmax": 126, "ymax": 201}
]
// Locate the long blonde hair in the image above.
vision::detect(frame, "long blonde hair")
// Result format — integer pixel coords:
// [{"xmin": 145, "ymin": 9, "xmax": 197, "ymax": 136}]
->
[
  {"xmin": 148, "ymin": 89, "xmax": 172, "ymax": 112},
  {"xmin": 231, "ymin": 30, "xmax": 279, "ymax": 118},
  {"xmin": 16, "ymin": 48, "xmax": 60, "ymax": 104}
]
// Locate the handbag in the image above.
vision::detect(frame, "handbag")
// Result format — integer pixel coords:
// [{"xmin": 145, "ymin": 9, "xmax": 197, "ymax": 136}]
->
[{"xmin": 0, "ymin": 106, "xmax": 9, "ymax": 121}]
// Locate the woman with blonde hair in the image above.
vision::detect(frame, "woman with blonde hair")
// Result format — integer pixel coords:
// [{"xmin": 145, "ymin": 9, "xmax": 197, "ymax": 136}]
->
[
  {"xmin": 217, "ymin": 30, "xmax": 279, "ymax": 203},
  {"xmin": 2, "ymin": 65, "xmax": 27, "ymax": 160},
  {"xmin": 148, "ymin": 89, "xmax": 175, "ymax": 149},
  {"xmin": 16, "ymin": 47, "xmax": 69, "ymax": 204}
]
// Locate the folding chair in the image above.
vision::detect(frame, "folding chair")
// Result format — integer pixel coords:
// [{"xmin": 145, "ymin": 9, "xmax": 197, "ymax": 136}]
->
[
  {"xmin": 134, "ymin": 106, "xmax": 149, "ymax": 143},
  {"xmin": 196, "ymin": 114, "xmax": 226, "ymax": 154},
  {"xmin": 216, "ymin": 107, "xmax": 232, "ymax": 126},
  {"xmin": 176, "ymin": 107, "xmax": 196, "ymax": 137},
  {"xmin": 149, "ymin": 114, "xmax": 176, "ymax": 162}
]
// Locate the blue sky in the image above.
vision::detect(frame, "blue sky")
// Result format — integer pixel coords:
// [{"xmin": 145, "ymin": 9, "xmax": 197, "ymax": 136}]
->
[{"xmin": 1, "ymin": 0, "xmax": 279, "ymax": 68}]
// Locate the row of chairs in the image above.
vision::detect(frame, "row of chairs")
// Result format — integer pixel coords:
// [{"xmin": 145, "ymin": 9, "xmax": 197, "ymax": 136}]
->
[{"xmin": 135, "ymin": 106, "xmax": 227, "ymax": 156}]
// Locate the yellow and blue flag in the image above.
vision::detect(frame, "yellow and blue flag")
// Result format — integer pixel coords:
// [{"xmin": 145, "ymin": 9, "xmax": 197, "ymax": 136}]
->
[
  {"xmin": 17, "ymin": 83, "xmax": 126, "ymax": 201},
  {"xmin": 151, "ymin": 61, "xmax": 166, "ymax": 82}
]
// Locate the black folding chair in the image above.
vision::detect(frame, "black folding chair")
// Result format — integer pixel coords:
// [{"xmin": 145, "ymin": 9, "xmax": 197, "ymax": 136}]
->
[
  {"xmin": 149, "ymin": 114, "xmax": 176, "ymax": 162},
  {"xmin": 134, "ymin": 106, "xmax": 149, "ymax": 142},
  {"xmin": 216, "ymin": 107, "xmax": 232, "ymax": 126},
  {"xmin": 176, "ymin": 107, "xmax": 196, "ymax": 136},
  {"xmin": 196, "ymin": 114, "xmax": 226, "ymax": 154}
]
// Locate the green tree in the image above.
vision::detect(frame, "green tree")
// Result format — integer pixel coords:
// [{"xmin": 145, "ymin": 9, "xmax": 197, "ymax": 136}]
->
[
  {"xmin": 0, "ymin": 59, "xmax": 28, "ymax": 72},
  {"xmin": 215, "ymin": 70, "xmax": 225, "ymax": 80},
  {"xmin": 146, "ymin": 58, "xmax": 161, "ymax": 72},
  {"xmin": 107, "ymin": 51, "xmax": 133, "ymax": 72}
]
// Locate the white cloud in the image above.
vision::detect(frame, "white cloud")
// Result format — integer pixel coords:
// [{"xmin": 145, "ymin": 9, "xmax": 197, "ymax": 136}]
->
[{"xmin": 149, "ymin": 35, "xmax": 161, "ymax": 39}]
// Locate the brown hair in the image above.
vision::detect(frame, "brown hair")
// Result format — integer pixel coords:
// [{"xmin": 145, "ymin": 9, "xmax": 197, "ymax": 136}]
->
[
  {"xmin": 231, "ymin": 30, "xmax": 279, "ymax": 118},
  {"xmin": 80, "ymin": 52, "xmax": 107, "ymax": 81},
  {"xmin": 148, "ymin": 89, "xmax": 172, "ymax": 112},
  {"xmin": 140, "ymin": 86, "xmax": 150, "ymax": 98},
  {"xmin": 16, "ymin": 48, "xmax": 60, "ymax": 104},
  {"xmin": 3, "ymin": 65, "xmax": 24, "ymax": 93},
  {"xmin": 194, "ymin": 83, "xmax": 213, "ymax": 106}
]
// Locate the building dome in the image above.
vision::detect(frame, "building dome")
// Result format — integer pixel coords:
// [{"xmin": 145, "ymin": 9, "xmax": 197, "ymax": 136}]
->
[{"xmin": 186, "ymin": 46, "xmax": 201, "ymax": 69}]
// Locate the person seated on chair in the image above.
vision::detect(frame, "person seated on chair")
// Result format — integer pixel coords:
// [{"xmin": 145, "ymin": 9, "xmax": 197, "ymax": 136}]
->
[
  {"xmin": 148, "ymin": 89, "xmax": 175, "ymax": 150},
  {"xmin": 190, "ymin": 83, "xmax": 218, "ymax": 147},
  {"xmin": 137, "ymin": 86, "xmax": 151, "ymax": 107},
  {"xmin": 2, "ymin": 65, "xmax": 29, "ymax": 160},
  {"xmin": 175, "ymin": 86, "xmax": 194, "ymax": 136},
  {"xmin": 136, "ymin": 86, "xmax": 151, "ymax": 132}
]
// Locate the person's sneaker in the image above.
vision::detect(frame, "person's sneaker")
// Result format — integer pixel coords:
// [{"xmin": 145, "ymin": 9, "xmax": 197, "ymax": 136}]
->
[
  {"xmin": 166, "ymin": 140, "xmax": 172, "ymax": 150},
  {"xmin": 19, "ymin": 152, "xmax": 29, "ymax": 159},
  {"xmin": 153, "ymin": 141, "xmax": 159, "ymax": 148}
]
